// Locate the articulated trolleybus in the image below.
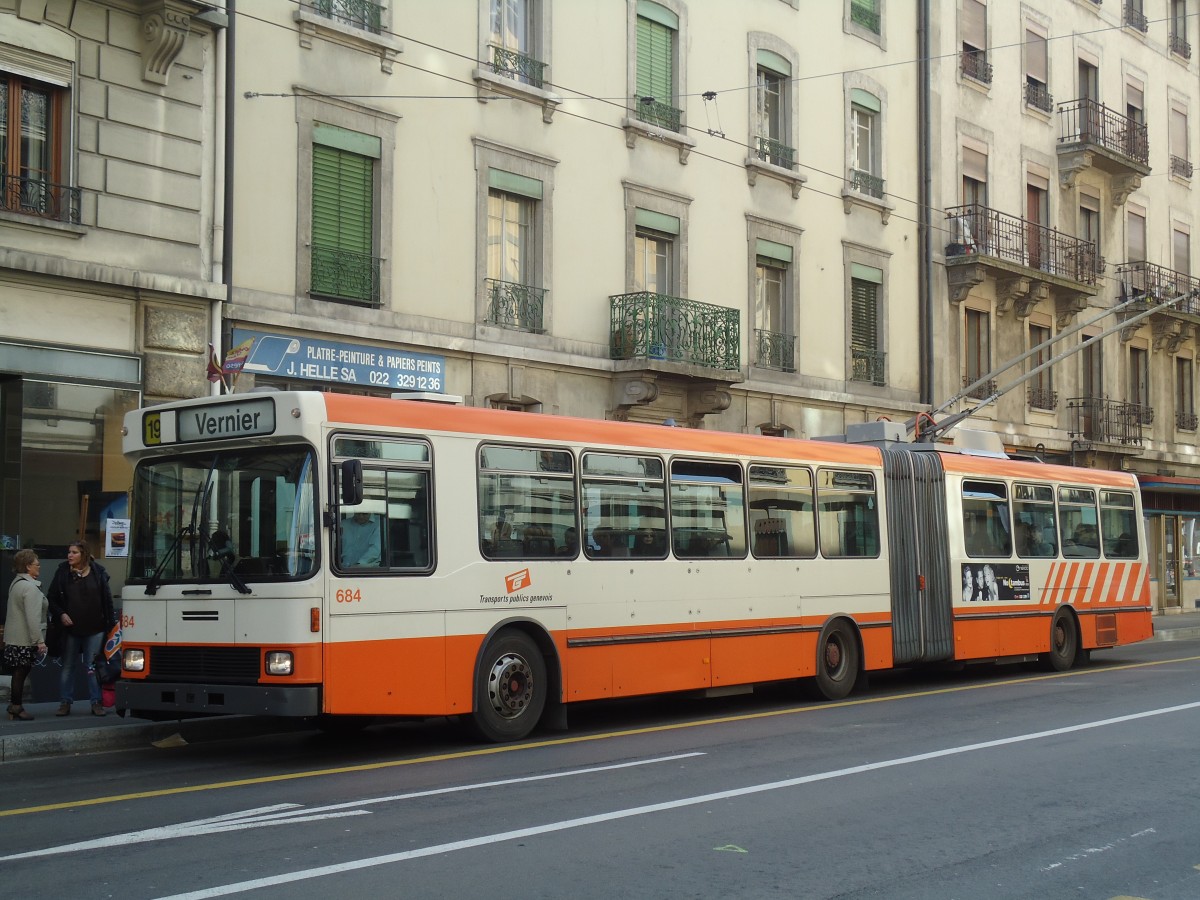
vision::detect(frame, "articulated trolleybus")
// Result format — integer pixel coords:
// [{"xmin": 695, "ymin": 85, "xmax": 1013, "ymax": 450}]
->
[{"xmin": 117, "ymin": 391, "xmax": 1153, "ymax": 741}]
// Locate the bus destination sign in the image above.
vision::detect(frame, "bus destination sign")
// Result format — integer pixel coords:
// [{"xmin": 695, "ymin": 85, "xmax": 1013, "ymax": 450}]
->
[{"xmin": 143, "ymin": 397, "xmax": 277, "ymax": 446}]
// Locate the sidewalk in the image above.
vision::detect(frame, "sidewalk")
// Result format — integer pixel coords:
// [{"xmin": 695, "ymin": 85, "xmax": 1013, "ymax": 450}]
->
[{"xmin": 3, "ymin": 612, "xmax": 1200, "ymax": 764}]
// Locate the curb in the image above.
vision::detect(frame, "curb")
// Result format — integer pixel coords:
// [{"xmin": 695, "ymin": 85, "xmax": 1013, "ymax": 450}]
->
[{"xmin": 1150, "ymin": 625, "xmax": 1200, "ymax": 642}]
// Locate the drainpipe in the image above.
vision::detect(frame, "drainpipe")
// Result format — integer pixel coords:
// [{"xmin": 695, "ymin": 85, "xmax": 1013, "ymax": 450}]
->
[
  {"xmin": 918, "ymin": 0, "xmax": 933, "ymax": 407},
  {"xmin": 209, "ymin": 1, "xmax": 236, "ymax": 396}
]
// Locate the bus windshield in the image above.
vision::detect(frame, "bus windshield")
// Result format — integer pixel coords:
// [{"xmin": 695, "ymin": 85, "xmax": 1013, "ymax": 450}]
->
[{"xmin": 127, "ymin": 445, "xmax": 318, "ymax": 589}]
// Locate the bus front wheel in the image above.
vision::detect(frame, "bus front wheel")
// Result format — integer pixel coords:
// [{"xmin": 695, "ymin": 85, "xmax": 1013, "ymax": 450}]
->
[
  {"xmin": 1041, "ymin": 610, "xmax": 1078, "ymax": 672},
  {"xmin": 471, "ymin": 631, "xmax": 547, "ymax": 742},
  {"xmin": 814, "ymin": 620, "xmax": 860, "ymax": 701}
]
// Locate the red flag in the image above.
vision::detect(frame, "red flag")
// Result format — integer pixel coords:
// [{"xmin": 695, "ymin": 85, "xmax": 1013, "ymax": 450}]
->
[{"xmin": 207, "ymin": 343, "xmax": 224, "ymax": 383}]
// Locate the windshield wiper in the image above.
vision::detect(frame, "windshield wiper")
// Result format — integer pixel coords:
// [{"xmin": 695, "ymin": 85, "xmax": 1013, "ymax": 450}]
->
[{"xmin": 145, "ymin": 524, "xmax": 192, "ymax": 596}]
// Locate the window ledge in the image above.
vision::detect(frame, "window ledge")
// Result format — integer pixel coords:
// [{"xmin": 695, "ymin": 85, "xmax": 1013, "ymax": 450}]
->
[
  {"xmin": 745, "ymin": 158, "xmax": 806, "ymax": 198},
  {"xmin": 472, "ymin": 69, "xmax": 563, "ymax": 124},
  {"xmin": 621, "ymin": 117, "xmax": 696, "ymax": 165},
  {"xmin": 841, "ymin": 186, "xmax": 894, "ymax": 223},
  {"xmin": 0, "ymin": 209, "xmax": 86, "ymax": 238},
  {"xmin": 293, "ymin": 9, "xmax": 403, "ymax": 73}
]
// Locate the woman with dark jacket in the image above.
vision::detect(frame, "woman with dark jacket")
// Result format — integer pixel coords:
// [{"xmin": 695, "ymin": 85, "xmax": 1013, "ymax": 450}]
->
[{"xmin": 47, "ymin": 540, "xmax": 116, "ymax": 717}]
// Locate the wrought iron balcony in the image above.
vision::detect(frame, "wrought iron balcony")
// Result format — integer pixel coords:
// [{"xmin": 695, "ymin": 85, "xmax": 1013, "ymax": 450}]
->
[
  {"xmin": 850, "ymin": 0, "xmax": 881, "ymax": 34},
  {"xmin": 1171, "ymin": 32, "xmax": 1192, "ymax": 58},
  {"xmin": 634, "ymin": 96, "xmax": 682, "ymax": 133},
  {"xmin": 962, "ymin": 375, "xmax": 997, "ymax": 401},
  {"xmin": 944, "ymin": 204, "xmax": 1101, "ymax": 285},
  {"xmin": 311, "ymin": 245, "xmax": 381, "ymax": 306},
  {"xmin": 1057, "ymin": 99, "xmax": 1149, "ymax": 168},
  {"xmin": 1028, "ymin": 388, "xmax": 1059, "ymax": 411},
  {"xmin": 1171, "ymin": 155, "xmax": 1193, "ymax": 179},
  {"xmin": 754, "ymin": 328, "xmax": 795, "ymax": 372},
  {"xmin": 755, "ymin": 136, "xmax": 796, "ymax": 170},
  {"xmin": 1114, "ymin": 261, "xmax": 1200, "ymax": 316},
  {"xmin": 485, "ymin": 278, "xmax": 545, "ymax": 332},
  {"xmin": 1, "ymin": 174, "xmax": 82, "ymax": 224},
  {"xmin": 314, "ymin": 0, "xmax": 383, "ymax": 34},
  {"xmin": 1176, "ymin": 410, "xmax": 1198, "ymax": 431},
  {"xmin": 489, "ymin": 45, "xmax": 547, "ymax": 89},
  {"xmin": 1025, "ymin": 81, "xmax": 1053, "ymax": 114},
  {"xmin": 849, "ymin": 168, "xmax": 885, "ymax": 199},
  {"xmin": 851, "ymin": 348, "xmax": 886, "ymax": 386},
  {"xmin": 610, "ymin": 291, "xmax": 739, "ymax": 370},
  {"xmin": 1124, "ymin": 3, "xmax": 1148, "ymax": 32},
  {"xmin": 1067, "ymin": 396, "xmax": 1146, "ymax": 446},
  {"xmin": 960, "ymin": 49, "xmax": 993, "ymax": 84}
]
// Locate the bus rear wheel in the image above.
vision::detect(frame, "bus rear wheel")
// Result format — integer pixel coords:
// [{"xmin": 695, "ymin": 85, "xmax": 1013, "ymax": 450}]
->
[
  {"xmin": 1041, "ymin": 610, "xmax": 1078, "ymax": 672},
  {"xmin": 471, "ymin": 631, "xmax": 547, "ymax": 742},
  {"xmin": 814, "ymin": 620, "xmax": 859, "ymax": 700}
]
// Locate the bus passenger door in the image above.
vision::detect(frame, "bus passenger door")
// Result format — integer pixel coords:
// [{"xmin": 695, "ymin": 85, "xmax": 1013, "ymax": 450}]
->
[{"xmin": 882, "ymin": 449, "xmax": 953, "ymax": 663}]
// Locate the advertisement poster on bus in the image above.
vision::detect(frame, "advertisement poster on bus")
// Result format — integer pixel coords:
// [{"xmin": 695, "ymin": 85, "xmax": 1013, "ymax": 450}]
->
[{"xmin": 960, "ymin": 563, "xmax": 1030, "ymax": 603}]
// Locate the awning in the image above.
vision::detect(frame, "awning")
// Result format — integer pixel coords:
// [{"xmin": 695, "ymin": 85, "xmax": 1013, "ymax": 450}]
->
[{"xmin": 1137, "ymin": 473, "xmax": 1200, "ymax": 492}]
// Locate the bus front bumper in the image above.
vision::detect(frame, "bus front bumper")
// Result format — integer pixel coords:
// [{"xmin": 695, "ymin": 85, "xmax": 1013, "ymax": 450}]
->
[{"xmin": 116, "ymin": 681, "xmax": 320, "ymax": 717}]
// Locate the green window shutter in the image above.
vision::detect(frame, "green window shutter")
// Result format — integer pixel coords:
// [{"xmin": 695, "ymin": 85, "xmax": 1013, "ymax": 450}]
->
[
  {"xmin": 312, "ymin": 144, "xmax": 374, "ymax": 301},
  {"xmin": 850, "ymin": 279, "xmax": 878, "ymax": 351},
  {"xmin": 636, "ymin": 16, "xmax": 673, "ymax": 103}
]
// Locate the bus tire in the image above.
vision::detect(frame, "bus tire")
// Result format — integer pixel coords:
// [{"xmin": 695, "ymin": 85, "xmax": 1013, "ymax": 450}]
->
[
  {"xmin": 471, "ymin": 630, "xmax": 547, "ymax": 743},
  {"xmin": 1041, "ymin": 610, "xmax": 1078, "ymax": 672},
  {"xmin": 814, "ymin": 620, "xmax": 859, "ymax": 701}
]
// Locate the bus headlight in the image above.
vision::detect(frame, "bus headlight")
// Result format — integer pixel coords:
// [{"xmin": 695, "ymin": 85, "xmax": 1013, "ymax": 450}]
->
[
  {"xmin": 123, "ymin": 649, "xmax": 145, "ymax": 672},
  {"xmin": 266, "ymin": 651, "xmax": 294, "ymax": 676}
]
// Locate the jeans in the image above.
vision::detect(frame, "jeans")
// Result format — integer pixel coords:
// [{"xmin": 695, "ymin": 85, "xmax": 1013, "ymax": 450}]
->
[{"xmin": 60, "ymin": 631, "xmax": 104, "ymax": 706}]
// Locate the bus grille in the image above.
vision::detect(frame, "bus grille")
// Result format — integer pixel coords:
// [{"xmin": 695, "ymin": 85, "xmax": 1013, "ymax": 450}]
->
[{"xmin": 149, "ymin": 646, "xmax": 261, "ymax": 683}]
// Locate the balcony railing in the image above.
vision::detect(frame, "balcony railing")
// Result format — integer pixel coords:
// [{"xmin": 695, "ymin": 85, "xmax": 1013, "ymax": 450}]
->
[
  {"xmin": 1, "ymin": 174, "xmax": 82, "ymax": 224},
  {"xmin": 1171, "ymin": 32, "xmax": 1192, "ymax": 58},
  {"xmin": 490, "ymin": 45, "xmax": 547, "ymax": 89},
  {"xmin": 610, "ymin": 292, "xmax": 740, "ymax": 370},
  {"xmin": 1176, "ymin": 410, "xmax": 1199, "ymax": 431},
  {"xmin": 754, "ymin": 328, "xmax": 795, "ymax": 372},
  {"xmin": 634, "ymin": 96, "xmax": 682, "ymax": 133},
  {"xmin": 485, "ymin": 278, "xmax": 545, "ymax": 332},
  {"xmin": 1028, "ymin": 387, "xmax": 1059, "ymax": 411},
  {"xmin": 851, "ymin": 348, "xmax": 886, "ymax": 386},
  {"xmin": 1124, "ymin": 3, "xmax": 1149, "ymax": 32},
  {"xmin": 1067, "ymin": 396, "xmax": 1147, "ymax": 446},
  {"xmin": 850, "ymin": 0, "xmax": 881, "ymax": 34},
  {"xmin": 1025, "ymin": 80, "xmax": 1053, "ymax": 114},
  {"xmin": 755, "ymin": 136, "xmax": 796, "ymax": 170},
  {"xmin": 314, "ymin": 0, "xmax": 383, "ymax": 34},
  {"xmin": 945, "ymin": 204, "xmax": 1102, "ymax": 285},
  {"xmin": 849, "ymin": 168, "xmax": 885, "ymax": 199},
  {"xmin": 311, "ymin": 245, "xmax": 382, "ymax": 306},
  {"xmin": 1114, "ymin": 261, "xmax": 1200, "ymax": 315},
  {"xmin": 1171, "ymin": 155, "xmax": 1194, "ymax": 179},
  {"xmin": 1057, "ymin": 99, "xmax": 1149, "ymax": 167},
  {"xmin": 960, "ymin": 49, "xmax": 993, "ymax": 84},
  {"xmin": 962, "ymin": 375, "xmax": 998, "ymax": 401}
]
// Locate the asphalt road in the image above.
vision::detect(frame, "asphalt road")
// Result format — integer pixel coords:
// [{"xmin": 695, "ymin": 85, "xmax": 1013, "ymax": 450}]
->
[{"xmin": 4, "ymin": 638, "xmax": 1200, "ymax": 900}]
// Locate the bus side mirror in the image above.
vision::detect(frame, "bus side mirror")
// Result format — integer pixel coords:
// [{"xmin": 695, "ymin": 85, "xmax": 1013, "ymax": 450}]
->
[{"xmin": 341, "ymin": 459, "xmax": 364, "ymax": 506}]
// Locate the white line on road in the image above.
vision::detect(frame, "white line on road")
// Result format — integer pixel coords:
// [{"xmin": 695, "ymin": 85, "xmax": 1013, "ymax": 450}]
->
[
  {"xmin": 157, "ymin": 700, "xmax": 1200, "ymax": 900},
  {"xmin": 0, "ymin": 752, "xmax": 705, "ymax": 863}
]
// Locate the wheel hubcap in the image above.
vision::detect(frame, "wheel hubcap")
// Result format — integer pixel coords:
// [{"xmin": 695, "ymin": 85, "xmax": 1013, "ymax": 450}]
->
[
  {"xmin": 487, "ymin": 652, "xmax": 533, "ymax": 719},
  {"xmin": 825, "ymin": 639, "xmax": 843, "ymax": 674}
]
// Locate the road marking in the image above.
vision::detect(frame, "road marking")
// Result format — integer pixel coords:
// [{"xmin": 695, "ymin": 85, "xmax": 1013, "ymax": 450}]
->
[
  {"xmin": 1040, "ymin": 828, "xmax": 1156, "ymax": 871},
  {"xmin": 2, "ymin": 652, "xmax": 1199, "ymax": 820},
  {"xmin": 0, "ymin": 753, "xmax": 704, "ymax": 862},
  {"xmin": 156, "ymin": 700, "xmax": 1200, "ymax": 899}
]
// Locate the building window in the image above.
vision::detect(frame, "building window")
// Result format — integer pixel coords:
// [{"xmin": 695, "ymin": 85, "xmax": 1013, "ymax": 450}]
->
[
  {"xmin": 310, "ymin": 125, "xmax": 380, "ymax": 306},
  {"xmin": 1024, "ymin": 27, "xmax": 1051, "ymax": 113},
  {"xmin": 1079, "ymin": 192, "xmax": 1100, "ymax": 248},
  {"xmin": 850, "ymin": 91, "xmax": 883, "ymax": 198},
  {"xmin": 1177, "ymin": 357, "xmax": 1197, "ymax": 430},
  {"xmin": 1170, "ymin": 106, "xmax": 1192, "ymax": 178},
  {"xmin": 313, "ymin": 0, "xmax": 384, "ymax": 34},
  {"xmin": 849, "ymin": 0, "xmax": 881, "ymax": 35},
  {"xmin": 634, "ymin": 225, "xmax": 675, "ymax": 294},
  {"xmin": 1174, "ymin": 228, "xmax": 1191, "ymax": 280},
  {"xmin": 754, "ymin": 54, "xmax": 793, "ymax": 169},
  {"xmin": 964, "ymin": 308, "xmax": 991, "ymax": 398},
  {"xmin": 1026, "ymin": 176, "xmax": 1049, "ymax": 269},
  {"xmin": 489, "ymin": 0, "xmax": 545, "ymax": 87},
  {"xmin": 1127, "ymin": 209, "xmax": 1147, "ymax": 263},
  {"xmin": 486, "ymin": 175, "xmax": 543, "ymax": 332},
  {"xmin": 961, "ymin": 0, "xmax": 992, "ymax": 84},
  {"xmin": 849, "ymin": 266, "xmax": 885, "ymax": 386},
  {"xmin": 1124, "ymin": 0, "xmax": 1149, "ymax": 32},
  {"xmin": 1171, "ymin": 0, "xmax": 1192, "ymax": 57},
  {"xmin": 1129, "ymin": 346, "xmax": 1151, "ymax": 423},
  {"xmin": 1028, "ymin": 323, "xmax": 1056, "ymax": 410},
  {"xmin": 0, "ymin": 72, "xmax": 77, "ymax": 224},
  {"xmin": 635, "ymin": 2, "xmax": 681, "ymax": 133},
  {"xmin": 754, "ymin": 245, "xmax": 793, "ymax": 371}
]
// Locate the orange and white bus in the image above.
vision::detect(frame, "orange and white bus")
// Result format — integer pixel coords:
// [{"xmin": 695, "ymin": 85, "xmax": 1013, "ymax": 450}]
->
[{"xmin": 116, "ymin": 391, "xmax": 1153, "ymax": 740}]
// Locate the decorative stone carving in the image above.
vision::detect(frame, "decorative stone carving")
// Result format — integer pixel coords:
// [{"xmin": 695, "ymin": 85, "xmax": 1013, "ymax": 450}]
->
[
  {"xmin": 1153, "ymin": 318, "xmax": 1189, "ymax": 353},
  {"xmin": 946, "ymin": 263, "xmax": 986, "ymax": 303},
  {"xmin": 1055, "ymin": 292, "xmax": 1088, "ymax": 329},
  {"xmin": 1056, "ymin": 150, "xmax": 1092, "ymax": 189},
  {"xmin": 688, "ymin": 387, "xmax": 731, "ymax": 417},
  {"xmin": 141, "ymin": 1, "xmax": 193, "ymax": 86},
  {"xmin": 1111, "ymin": 173, "xmax": 1142, "ymax": 207}
]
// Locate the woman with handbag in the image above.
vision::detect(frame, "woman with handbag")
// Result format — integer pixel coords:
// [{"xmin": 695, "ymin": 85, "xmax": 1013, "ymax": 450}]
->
[
  {"xmin": 4, "ymin": 549, "xmax": 48, "ymax": 721},
  {"xmin": 47, "ymin": 540, "xmax": 116, "ymax": 717}
]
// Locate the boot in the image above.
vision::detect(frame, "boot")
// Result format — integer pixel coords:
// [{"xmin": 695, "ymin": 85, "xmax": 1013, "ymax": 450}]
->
[
  {"xmin": 55, "ymin": 703, "xmax": 70, "ymax": 716},
  {"xmin": 7, "ymin": 705, "xmax": 33, "ymax": 721}
]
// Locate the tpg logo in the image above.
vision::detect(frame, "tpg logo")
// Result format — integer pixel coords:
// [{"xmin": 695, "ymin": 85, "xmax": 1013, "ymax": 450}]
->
[{"xmin": 505, "ymin": 568, "xmax": 531, "ymax": 593}]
